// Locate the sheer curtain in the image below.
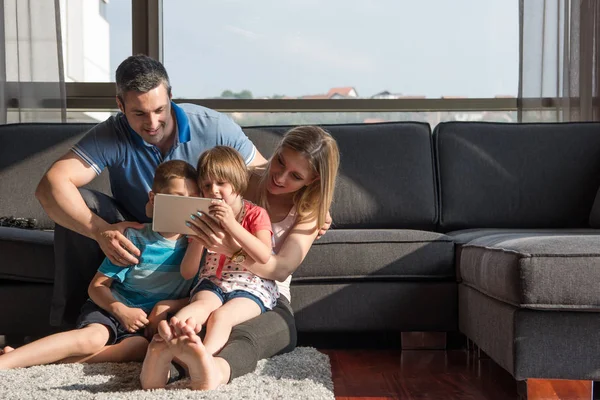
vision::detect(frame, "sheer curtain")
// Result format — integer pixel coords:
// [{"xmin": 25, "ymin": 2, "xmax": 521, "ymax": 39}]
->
[
  {"xmin": 1, "ymin": 0, "xmax": 66, "ymax": 123},
  {"xmin": 519, "ymin": 0, "xmax": 600, "ymax": 122}
]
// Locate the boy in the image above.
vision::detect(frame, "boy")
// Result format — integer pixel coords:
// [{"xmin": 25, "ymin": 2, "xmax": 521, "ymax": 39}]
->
[{"xmin": 0, "ymin": 160, "xmax": 199, "ymax": 369}]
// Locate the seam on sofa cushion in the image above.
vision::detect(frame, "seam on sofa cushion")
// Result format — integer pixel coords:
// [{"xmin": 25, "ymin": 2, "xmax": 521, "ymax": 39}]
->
[
  {"xmin": 314, "ymin": 239, "xmax": 454, "ymax": 245},
  {"xmin": 462, "ymin": 278, "xmax": 600, "ymax": 311},
  {"xmin": 462, "ymin": 281, "xmax": 522, "ymax": 308},
  {"xmin": 292, "ymin": 275, "xmax": 456, "ymax": 283},
  {"xmin": 0, "ymin": 273, "xmax": 54, "ymax": 284},
  {"xmin": 462, "ymin": 243, "xmax": 600, "ymax": 258}
]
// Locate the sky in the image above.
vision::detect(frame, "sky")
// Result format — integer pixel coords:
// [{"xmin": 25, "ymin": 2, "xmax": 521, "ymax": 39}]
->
[{"xmin": 107, "ymin": 0, "xmax": 519, "ymax": 99}]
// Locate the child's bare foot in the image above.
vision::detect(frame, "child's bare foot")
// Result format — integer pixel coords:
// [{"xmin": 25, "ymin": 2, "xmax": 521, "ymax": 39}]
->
[
  {"xmin": 184, "ymin": 317, "xmax": 202, "ymax": 334},
  {"xmin": 165, "ymin": 320, "xmax": 223, "ymax": 390},
  {"xmin": 140, "ymin": 334, "xmax": 174, "ymax": 389},
  {"xmin": 159, "ymin": 319, "xmax": 177, "ymax": 341},
  {"xmin": 0, "ymin": 346, "xmax": 14, "ymax": 355}
]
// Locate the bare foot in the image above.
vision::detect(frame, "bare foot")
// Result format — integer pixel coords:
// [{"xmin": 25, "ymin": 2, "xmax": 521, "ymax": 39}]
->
[
  {"xmin": 0, "ymin": 346, "xmax": 14, "ymax": 355},
  {"xmin": 165, "ymin": 321, "xmax": 223, "ymax": 390},
  {"xmin": 139, "ymin": 334, "xmax": 174, "ymax": 389}
]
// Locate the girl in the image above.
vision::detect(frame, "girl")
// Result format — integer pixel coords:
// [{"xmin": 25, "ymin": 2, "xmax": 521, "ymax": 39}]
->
[
  {"xmin": 170, "ymin": 146, "xmax": 277, "ymax": 357},
  {"xmin": 141, "ymin": 126, "xmax": 339, "ymax": 391}
]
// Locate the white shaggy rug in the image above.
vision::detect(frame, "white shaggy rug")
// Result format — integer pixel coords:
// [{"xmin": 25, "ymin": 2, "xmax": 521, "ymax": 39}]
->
[{"xmin": 0, "ymin": 347, "xmax": 333, "ymax": 400}]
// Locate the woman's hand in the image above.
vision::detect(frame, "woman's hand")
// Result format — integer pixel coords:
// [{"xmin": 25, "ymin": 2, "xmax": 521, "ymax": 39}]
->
[{"xmin": 188, "ymin": 212, "xmax": 240, "ymax": 257}]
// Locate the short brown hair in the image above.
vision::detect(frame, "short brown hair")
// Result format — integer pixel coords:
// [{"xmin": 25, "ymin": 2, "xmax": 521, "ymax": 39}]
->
[
  {"xmin": 197, "ymin": 146, "xmax": 248, "ymax": 195},
  {"xmin": 152, "ymin": 160, "xmax": 197, "ymax": 192}
]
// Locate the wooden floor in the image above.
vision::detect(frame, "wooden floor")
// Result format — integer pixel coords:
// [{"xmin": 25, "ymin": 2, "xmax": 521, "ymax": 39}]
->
[{"xmin": 321, "ymin": 349, "xmax": 596, "ymax": 400}]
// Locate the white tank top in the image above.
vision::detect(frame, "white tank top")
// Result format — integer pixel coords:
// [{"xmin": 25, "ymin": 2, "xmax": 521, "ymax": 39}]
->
[{"xmin": 271, "ymin": 207, "xmax": 297, "ymax": 302}]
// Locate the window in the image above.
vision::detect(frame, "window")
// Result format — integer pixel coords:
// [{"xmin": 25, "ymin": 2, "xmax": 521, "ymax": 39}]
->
[
  {"xmin": 162, "ymin": 0, "xmax": 518, "ymax": 100},
  {"xmin": 99, "ymin": 0, "xmax": 108, "ymax": 21},
  {"xmin": 60, "ymin": 0, "xmax": 131, "ymax": 83}
]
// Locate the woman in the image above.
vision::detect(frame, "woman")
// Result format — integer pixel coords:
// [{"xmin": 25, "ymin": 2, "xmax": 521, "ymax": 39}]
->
[{"xmin": 140, "ymin": 125, "xmax": 340, "ymax": 390}]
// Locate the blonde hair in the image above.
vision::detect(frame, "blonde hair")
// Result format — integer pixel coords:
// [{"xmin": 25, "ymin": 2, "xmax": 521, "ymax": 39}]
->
[
  {"xmin": 258, "ymin": 126, "xmax": 340, "ymax": 227},
  {"xmin": 152, "ymin": 160, "xmax": 197, "ymax": 192},
  {"xmin": 197, "ymin": 146, "xmax": 248, "ymax": 195}
]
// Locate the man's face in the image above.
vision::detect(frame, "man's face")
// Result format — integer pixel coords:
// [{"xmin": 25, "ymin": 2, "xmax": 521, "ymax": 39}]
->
[{"xmin": 117, "ymin": 84, "xmax": 174, "ymax": 150}]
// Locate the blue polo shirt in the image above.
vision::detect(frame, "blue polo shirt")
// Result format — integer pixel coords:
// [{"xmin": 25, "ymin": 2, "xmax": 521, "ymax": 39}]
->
[{"xmin": 72, "ymin": 102, "xmax": 256, "ymax": 222}]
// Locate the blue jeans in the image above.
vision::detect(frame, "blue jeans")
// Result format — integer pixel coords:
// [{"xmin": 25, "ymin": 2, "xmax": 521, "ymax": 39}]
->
[{"xmin": 191, "ymin": 279, "xmax": 267, "ymax": 313}]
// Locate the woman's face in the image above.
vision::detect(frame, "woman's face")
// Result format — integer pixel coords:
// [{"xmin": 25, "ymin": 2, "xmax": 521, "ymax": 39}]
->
[{"xmin": 267, "ymin": 146, "xmax": 317, "ymax": 195}]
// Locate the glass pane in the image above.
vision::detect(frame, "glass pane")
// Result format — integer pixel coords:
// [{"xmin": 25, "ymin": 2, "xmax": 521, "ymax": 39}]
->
[
  {"xmin": 163, "ymin": 0, "xmax": 518, "ymax": 100},
  {"xmin": 59, "ymin": 0, "xmax": 131, "ymax": 83},
  {"xmin": 66, "ymin": 109, "xmax": 118, "ymax": 123},
  {"xmin": 226, "ymin": 111, "xmax": 519, "ymax": 129}
]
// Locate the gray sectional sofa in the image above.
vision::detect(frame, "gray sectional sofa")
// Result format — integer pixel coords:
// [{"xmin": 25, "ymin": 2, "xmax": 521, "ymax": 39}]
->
[{"xmin": 0, "ymin": 120, "xmax": 599, "ymax": 384}]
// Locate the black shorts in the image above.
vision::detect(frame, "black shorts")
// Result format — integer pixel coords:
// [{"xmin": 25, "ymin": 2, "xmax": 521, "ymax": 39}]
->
[{"xmin": 75, "ymin": 300, "xmax": 144, "ymax": 345}]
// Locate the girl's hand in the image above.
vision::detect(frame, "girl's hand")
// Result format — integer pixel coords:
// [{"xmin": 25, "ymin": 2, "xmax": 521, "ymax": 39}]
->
[
  {"xmin": 209, "ymin": 200, "xmax": 237, "ymax": 231},
  {"xmin": 187, "ymin": 212, "xmax": 240, "ymax": 257}
]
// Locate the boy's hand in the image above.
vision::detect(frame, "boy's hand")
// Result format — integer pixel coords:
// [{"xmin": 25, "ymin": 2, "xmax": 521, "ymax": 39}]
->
[
  {"xmin": 113, "ymin": 304, "xmax": 149, "ymax": 333},
  {"xmin": 94, "ymin": 221, "xmax": 144, "ymax": 266},
  {"xmin": 209, "ymin": 200, "xmax": 238, "ymax": 231}
]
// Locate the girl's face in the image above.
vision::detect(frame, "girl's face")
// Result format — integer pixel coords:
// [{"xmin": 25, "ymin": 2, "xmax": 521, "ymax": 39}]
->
[
  {"xmin": 267, "ymin": 147, "xmax": 318, "ymax": 195},
  {"xmin": 200, "ymin": 176, "xmax": 239, "ymax": 206}
]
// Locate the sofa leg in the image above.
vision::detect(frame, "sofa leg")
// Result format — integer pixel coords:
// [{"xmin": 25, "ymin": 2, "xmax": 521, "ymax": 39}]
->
[
  {"xmin": 517, "ymin": 378, "xmax": 593, "ymax": 399},
  {"xmin": 466, "ymin": 337, "xmax": 475, "ymax": 352},
  {"xmin": 401, "ymin": 332, "xmax": 446, "ymax": 350}
]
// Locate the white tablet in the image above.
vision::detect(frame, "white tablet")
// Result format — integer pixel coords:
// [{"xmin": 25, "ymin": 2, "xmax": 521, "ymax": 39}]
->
[{"xmin": 152, "ymin": 193, "xmax": 220, "ymax": 235}]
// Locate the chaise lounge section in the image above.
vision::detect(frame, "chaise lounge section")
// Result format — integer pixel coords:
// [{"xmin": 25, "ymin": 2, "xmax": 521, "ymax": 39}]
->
[{"xmin": 434, "ymin": 121, "xmax": 600, "ymax": 381}]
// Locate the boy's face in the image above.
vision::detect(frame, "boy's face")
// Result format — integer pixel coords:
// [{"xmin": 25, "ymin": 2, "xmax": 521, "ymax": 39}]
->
[
  {"xmin": 147, "ymin": 177, "xmax": 199, "ymax": 218},
  {"xmin": 161, "ymin": 177, "xmax": 200, "ymax": 198}
]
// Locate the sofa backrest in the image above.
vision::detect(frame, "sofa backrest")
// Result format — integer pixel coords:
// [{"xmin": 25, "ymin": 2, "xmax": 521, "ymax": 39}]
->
[
  {"xmin": 0, "ymin": 123, "xmax": 110, "ymax": 230},
  {"xmin": 1, "ymin": 121, "xmax": 439, "ymax": 231},
  {"xmin": 244, "ymin": 122, "xmax": 438, "ymax": 230},
  {"xmin": 435, "ymin": 121, "xmax": 600, "ymax": 231}
]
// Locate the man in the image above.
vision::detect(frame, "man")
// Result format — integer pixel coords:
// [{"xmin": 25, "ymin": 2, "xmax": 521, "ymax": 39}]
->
[{"xmin": 36, "ymin": 55, "xmax": 267, "ymax": 326}]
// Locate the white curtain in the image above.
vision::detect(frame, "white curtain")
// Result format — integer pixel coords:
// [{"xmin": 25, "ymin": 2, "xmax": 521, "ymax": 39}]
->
[
  {"xmin": 519, "ymin": 0, "xmax": 600, "ymax": 122},
  {"xmin": 2, "ymin": 0, "xmax": 66, "ymax": 123}
]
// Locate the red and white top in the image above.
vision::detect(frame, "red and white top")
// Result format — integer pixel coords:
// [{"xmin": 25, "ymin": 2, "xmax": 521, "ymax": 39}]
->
[{"xmin": 198, "ymin": 200, "xmax": 279, "ymax": 309}]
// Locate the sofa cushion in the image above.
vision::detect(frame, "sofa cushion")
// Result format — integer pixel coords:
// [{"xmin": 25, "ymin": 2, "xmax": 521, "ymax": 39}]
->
[
  {"xmin": 435, "ymin": 121, "xmax": 600, "ymax": 231},
  {"xmin": 293, "ymin": 229, "xmax": 455, "ymax": 281},
  {"xmin": 459, "ymin": 232, "xmax": 600, "ymax": 310},
  {"xmin": 244, "ymin": 122, "xmax": 438, "ymax": 230},
  {"xmin": 0, "ymin": 123, "xmax": 111, "ymax": 230},
  {"xmin": 0, "ymin": 227, "xmax": 55, "ymax": 283},
  {"xmin": 448, "ymin": 228, "xmax": 600, "ymax": 283}
]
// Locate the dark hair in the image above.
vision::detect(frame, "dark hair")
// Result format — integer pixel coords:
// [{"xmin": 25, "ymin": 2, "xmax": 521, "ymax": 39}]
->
[
  {"xmin": 115, "ymin": 54, "xmax": 172, "ymax": 103},
  {"xmin": 152, "ymin": 160, "xmax": 197, "ymax": 193}
]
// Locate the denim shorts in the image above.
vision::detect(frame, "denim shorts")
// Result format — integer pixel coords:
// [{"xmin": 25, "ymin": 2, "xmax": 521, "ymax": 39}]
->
[
  {"xmin": 75, "ymin": 300, "xmax": 144, "ymax": 345},
  {"xmin": 191, "ymin": 279, "xmax": 267, "ymax": 313}
]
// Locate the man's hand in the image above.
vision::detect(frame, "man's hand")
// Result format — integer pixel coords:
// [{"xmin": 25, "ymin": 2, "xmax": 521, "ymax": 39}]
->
[
  {"xmin": 316, "ymin": 211, "xmax": 332, "ymax": 240},
  {"xmin": 113, "ymin": 304, "xmax": 149, "ymax": 333},
  {"xmin": 94, "ymin": 221, "xmax": 144, "ymax": 266}
]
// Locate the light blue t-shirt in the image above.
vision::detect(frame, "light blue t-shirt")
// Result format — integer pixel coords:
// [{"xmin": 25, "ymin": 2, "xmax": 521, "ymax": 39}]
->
[
  {"xmin": 72, "ymin": 102, "xmax": 256, "ymax": 222},
  {"xmin": 98, "ymin": 224, "xmax": 194, "ymax": 314}
]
